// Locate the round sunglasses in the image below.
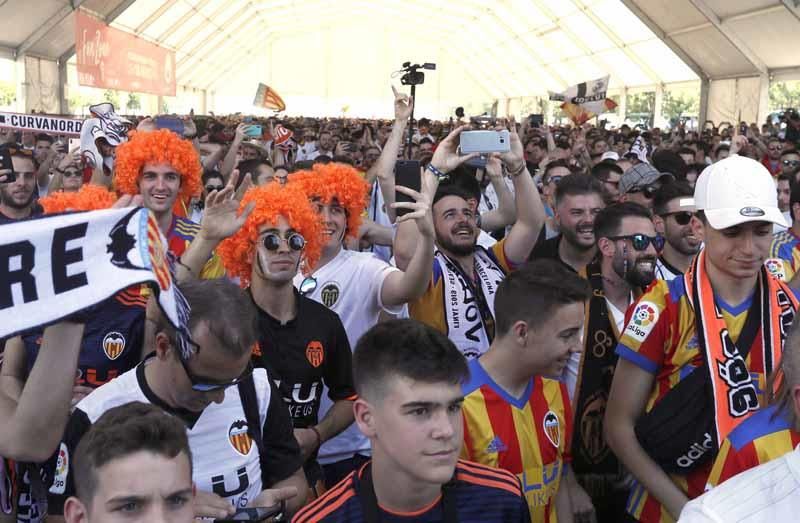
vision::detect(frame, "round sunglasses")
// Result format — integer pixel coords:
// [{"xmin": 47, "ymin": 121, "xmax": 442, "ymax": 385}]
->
[
  {"xmin": 262, "ymin": 232, "xmax": 306, "ymax": 251},
  {"xmin": 608, "ymin": 234, "xmax": 665, "ymax": 252}
]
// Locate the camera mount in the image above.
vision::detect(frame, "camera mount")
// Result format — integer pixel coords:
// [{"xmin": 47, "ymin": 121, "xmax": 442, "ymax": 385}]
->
[{"xmin": 397, "ymin": 62, "xmax": 436, "ymax": 159}]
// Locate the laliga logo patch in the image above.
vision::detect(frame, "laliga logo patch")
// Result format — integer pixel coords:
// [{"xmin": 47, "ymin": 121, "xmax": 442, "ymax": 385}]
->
[
  {"xmin": 228, "ymin": 420, "xmax": 253, "ymax": 456},
  {"xmin": 765, "ymin": 258, "xmax": 786, "ymax": 281},
  {"xmin": 320, "ymin": 282, "xmax": 341, "ymax": 309},
  {"xmin": 543, "ymin": 411, "xmax": 561, "ymax": 448},
  {"xmin": 739, "ymin": 206, "xmax": 765, "ymax": 217},
  {"xmin": 305, "ymin": 341, "xmax": 324, "ymax": 368},
  {"xmin": 626, "ymin": 301, "xmax": 659, "ymax": 342},
  {"xmin": 49, "ymin": 443, "xmax": 69, "ymax": 495},
  {"xmin": 102, "ymin": 331, "xmax": 126, "ymax": 360}
]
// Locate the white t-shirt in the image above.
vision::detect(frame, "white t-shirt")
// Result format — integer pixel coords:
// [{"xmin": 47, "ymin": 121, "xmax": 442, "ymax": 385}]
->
[
  {"xmin": 296, "ymin": 142, "xmax": 318, "ymax": 162},
  {"xmin": 678, "ymin": 445, "xmax": 800, "ymax": 522},
  {"xmin": 294, "ymin": 248, "xmax": 402, "ymax": 463}
]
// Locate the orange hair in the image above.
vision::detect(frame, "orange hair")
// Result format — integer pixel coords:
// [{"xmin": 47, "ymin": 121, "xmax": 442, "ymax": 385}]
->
[
  {"xmin": 114, "ymin": 129, "xmax": 202, "ymax": 206},
  {"xmin": 39, "ymin": 184, "xmax": 117, "ymax": 214},
  {"xmin": 217, "ymin": 183, "xmax": 323, "ymax": 288},
  {"xmin": 288, "ymin": 162, "xmax": 368, "ymax": 240}
]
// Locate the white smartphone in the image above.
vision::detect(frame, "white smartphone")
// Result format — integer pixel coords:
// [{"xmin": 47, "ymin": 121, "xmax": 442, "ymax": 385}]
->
[{"xmin": 459, "ymin": 130, "xmax": 510, "ymax": 154}]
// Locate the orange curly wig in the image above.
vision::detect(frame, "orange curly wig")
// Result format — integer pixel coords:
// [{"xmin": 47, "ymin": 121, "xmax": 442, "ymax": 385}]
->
[
  {"xmin": 114, "ymin": 129, "xmax": 202, "ymax": 206},
  {"xmin": 217, "ymin": 183, "xmax": 323, "ymax": 288},
  {"xmin": 39, "ymin": 184, "xmax": 117, "ymax": 214},
  {"xmin": 288, "ymin": 162, "xmax": 368, "ymax": 240}
]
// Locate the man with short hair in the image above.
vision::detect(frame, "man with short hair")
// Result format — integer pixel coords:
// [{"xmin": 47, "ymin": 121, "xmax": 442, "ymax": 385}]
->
[
  {"xmin": 46, "ymin": 279, "xmax": 307, "ymax": 521},
  {"xmin": 712, "ymin": 144, "xmax": 729, "ymax": 163},
  {"xmin": 677, "ymin": 147, "xmax": 695, "ymax": 166},
  {"xmin": 652, "ymin": 182, "xmax": 701, "ymax": 280},
  {"xmin": 780, "ymin": 148, "xmax": 800, "ymax": 184},
  {"xmin": 62, "ymin": 402, "xmax": 195, "ymax": 523},
  {"xmin": 396, "ymin": 123, "xmax": 544, "ymax": 360},
  {"xmin": 591, "ymin": 160, "xmax": 623, "ymax": 204},
  {"xmin": 606, "ymin": 155, "xmax": 799, "ymax": 522},
  {"xmin": 189, "ymin": 170, "xmax": 225, "ymax": 223},
  {"xmin": 292, "ymin": 319, "xmax": 531, "ymax": 523},
  {"xmin": 0, "ymin": 145, "xmax": 40, "ymax": 224},
  {"xmin": 530, "ymin": 174, "xmax": 605, "ymax": 274},
  {"xmin": 33, "ymin": 133, "xmax": 53, "ymax": 164},
  {"xmin": 461, "ymin": 260, "xmax": 592, "ymax": 521},
  {"xmin": 619, "ymin": 163, "xmax": 674, "ymax": 210},
  {"xmin": 776, "ymin": 174, "xmax": 792, "ymax": 233},
  {"xmin": 762, "ymin": 137, "xmax": 783, "ymax": 176},
  {"xmin": 570, "ymin": 203, "xmax": 660, "ymax": 519},
  {"xmin": 768, "ymin": 180, "xmax": 800, "ymax": 282},
  {"xmin": 679, "ymin": 320, "xmax": 800, "ymax": 521}
]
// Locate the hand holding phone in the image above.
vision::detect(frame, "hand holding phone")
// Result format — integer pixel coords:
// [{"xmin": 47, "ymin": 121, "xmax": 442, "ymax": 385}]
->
[
  {"xmin": 394, "ymin": 160, "xmax": 422, "ymax": 218},
  {"xmin": 459, "ymin": 130, "xmax": 511, "ymax": 154},
  {"xmin": 0, "ymin": 149, "xmax": 16, "ymax": 183},
  {"xmin": 245, "ymin": 125, "xmax": 263, "ymax": 138}
]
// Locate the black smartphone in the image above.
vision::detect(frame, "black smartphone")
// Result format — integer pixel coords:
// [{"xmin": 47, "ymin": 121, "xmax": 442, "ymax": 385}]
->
[
  {"xmin": 529, "ymin": 114, "xmax": 544, "ymax": 128},
  {"xmin": 394, "ymin": 159, "xmax": 421, "ymax": 218},
  {"xmin": 0, "ymin": 148, "xmax": 15, "ymax": 183},
  {"xmin": 214, "ymin": 504, "xmax": 284, "ymax": 522}
]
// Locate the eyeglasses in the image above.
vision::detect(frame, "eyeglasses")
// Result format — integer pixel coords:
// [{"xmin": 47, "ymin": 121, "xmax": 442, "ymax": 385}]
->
[
  {"xmin": 608, "ymin": 234, "xmax": 665, "ymax": 252},
  {"xmin": 661, "ymin": 211, "xmax": 695, "ymax": 226},
  {"xmin": 299, "ymin": 276, "xmax": 317, "ymax": 296},
  {"xmin": 547, "ymin": 175, "xmax": 563, "ymax": 185},
  {"xmin": 62, "ymin": 170, "xmax": 81, "ymax": 178},
  {"xmin": 179, "ymin": 350, "xmax": 253, "ymax": 393},
  {"xmin": 782, "ymin": 159, "xmax": 800, "ymax": 167},
  {"xmin": 204, "ymin": 185, "xmax": 224, "ymax": 192},
  {"xmin": 628, "ymin": 185, "xmax": 659, "ymax": 199},
  {"xmin": 262, "ymin": 232, "xmax": 306, "ymax": 251}
]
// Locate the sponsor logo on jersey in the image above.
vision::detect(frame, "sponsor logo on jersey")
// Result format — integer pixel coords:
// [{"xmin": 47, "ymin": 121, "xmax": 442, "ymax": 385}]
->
[
  {"xmin": 765, "ymin": 258, "xmax": 786, "ymax": 280},
  {"xmin": 485, "ymin": 435, "xmax": 507, "ymax": 454},
  {"xmin": 543, "ymin": 411, "xmax": 560, "ymax": 448},
  {"xmin": 228, "ymin": 420, "xmax": 253, "ymax": 456},
  {"xmin": 676, "ymin": 432, "xmax": 713, "ymax": 469},
  {"xmin": 320, "ymin": 282, "xmax": 340, "ymax": 308},
  {"xmin": 49, "ymin": 443, "xmax": 69, "ymax": 495},
  {"xmin": 305, "ymin": 341, "xmax": 324, "ymax": 368},
  {"xmin": 626, "ymin": 301, "xmax": 659, "ymax": 341},
  {"xmin": 102, "ymin": 331, "xmax": 126, "ymax": 360}
]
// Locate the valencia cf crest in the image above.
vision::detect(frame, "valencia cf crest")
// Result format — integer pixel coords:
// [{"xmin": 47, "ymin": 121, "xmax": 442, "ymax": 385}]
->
[
  {"xmin": 320, "ymin": 283, "xmax": 341, "ymax": 308},
  {"xmin": 543, "ymin": 411, "xmax": 561, "ymax": 448},
  {"xmin": 102, "ymin": 331, "xmax": 126, "ymax": 360},
  {"xmin": 228, "ymin": 420, "xmax": 253, "ymax": 456},
  {"xmin": 306, "ymin": 341, "xmax": 324, "ymax": 368}
]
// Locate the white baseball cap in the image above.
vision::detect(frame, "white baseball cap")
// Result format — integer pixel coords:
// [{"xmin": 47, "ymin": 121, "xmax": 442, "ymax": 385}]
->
[{"xmin": 694, "ymin": 154, "xmax": 786, "ymax": 229}]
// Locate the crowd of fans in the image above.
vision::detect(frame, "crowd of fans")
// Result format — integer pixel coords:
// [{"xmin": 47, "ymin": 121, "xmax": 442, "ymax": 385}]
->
[{"xmin": 2, "ymin": 86, "xmax": 800, "ymax": 523}]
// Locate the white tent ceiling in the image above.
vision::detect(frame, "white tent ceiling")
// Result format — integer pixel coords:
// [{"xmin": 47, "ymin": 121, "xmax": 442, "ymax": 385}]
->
[{"xmin": 1, "ymin": 0, "xmax": 799, "ymax": 118}]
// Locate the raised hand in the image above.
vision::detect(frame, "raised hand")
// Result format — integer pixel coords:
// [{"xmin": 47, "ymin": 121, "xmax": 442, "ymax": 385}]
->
[
  {"xmin": 429, "ymin": 125, "xmax": 479, "ymax": 174},
  {"xmin": 391, "ymin": 185, "xmax": 434, "ymax": 238},
  {"xmin": 392, "ymin": 85, "xmax": 414, "ymax": 122},
  {"xmin": 199, "ymin": 170, "xmax": 255, "ymax": 242}
]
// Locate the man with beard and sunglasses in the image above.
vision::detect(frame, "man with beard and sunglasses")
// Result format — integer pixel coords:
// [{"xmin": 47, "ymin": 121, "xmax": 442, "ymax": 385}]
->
[
  {"xmin": 217, "ymin": 184, "xmax": 356, "ymax": 499},
  {"xmin": 652, "ymin": 182, "xmax": 701, "ymax": 281},
  {"xmin": 46, "ymin": 279, "xmax": 307, "ymax": 522},
  {"xmin": 570, "ymin": 202, "xmax": 661, "ymax": 522},
  {"xmin": 619, "ymin": 163, "xmax": 675, "ymax": 211},
  {"xmin": 605, "ymin": 155, "xmax": 799, "ymax": 522}
]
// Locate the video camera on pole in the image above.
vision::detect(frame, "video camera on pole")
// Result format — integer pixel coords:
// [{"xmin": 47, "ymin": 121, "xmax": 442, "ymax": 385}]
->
[{"xmin": 396, "ymin": 61, "xmax": 436, "ymax": 159}]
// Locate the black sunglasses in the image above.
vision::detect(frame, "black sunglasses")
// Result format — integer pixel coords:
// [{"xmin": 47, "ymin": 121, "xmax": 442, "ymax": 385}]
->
[
  {"xmin": 608, "ymin": 234, "xmax": 665, "ymax": 252},
  {"xmin": 205, "ymin": 184, "xmax": 224, "ymax": 192},
  {"xmin": 62, "ymin": 170, "xmax": 82, "ymax": 178},
  {"xmin": 299, "ymin": 276, "xmax": 317, "ymax": 296},
  {"xmin": 782, "ymin": 159, "xmax": 800, "ymax": 167},
  {"xmin": 661, "ymin": 211, "xmax": 695, "ymax": 226},
  {"xmin": 179, "ymin": 345, "xmax": 253, "ymax": 393},
  {"xmin": 629, "ymin": 185, "xmax": 660, "ymax": 199},
  {"xmin": 262, "ymin": 232, "xmax": 306, "ymax": 252}
]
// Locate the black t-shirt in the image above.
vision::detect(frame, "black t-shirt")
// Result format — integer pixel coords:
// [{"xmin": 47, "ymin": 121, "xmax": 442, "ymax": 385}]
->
[
  {"xmin": 528, "ymin": 232, "xmax": 577, "ymax": 273},
  {"xmin": 253, "ymin": 290, "xmax": 355, "ymax": 429},
  {"xmin": 0, "ymin": 205, "xmax": 42, "ymax": 225}
]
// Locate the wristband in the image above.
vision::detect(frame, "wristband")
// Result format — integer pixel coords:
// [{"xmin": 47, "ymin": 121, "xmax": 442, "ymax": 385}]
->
[
  {"xmin": 425, "ymin": 163, "xmax": 448, "ymax": 181},
  {"xmin": 310, "ymin": 426, "xmax": 322, "ymax": 449},
  {"xmin": 508, "ymin": 163, "xmax": 526, "ymax": 178}
]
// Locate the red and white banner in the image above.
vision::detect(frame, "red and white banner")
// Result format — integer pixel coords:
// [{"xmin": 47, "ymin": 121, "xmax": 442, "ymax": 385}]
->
[{"xmin": 75, "ymin": 11, "xmax": 176, "ymax": 97}]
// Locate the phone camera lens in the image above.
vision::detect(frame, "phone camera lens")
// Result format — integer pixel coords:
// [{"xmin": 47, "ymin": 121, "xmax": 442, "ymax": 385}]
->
[{"xmin": 499, "ymin": 138, "xmax": 505, "ymax": 143}]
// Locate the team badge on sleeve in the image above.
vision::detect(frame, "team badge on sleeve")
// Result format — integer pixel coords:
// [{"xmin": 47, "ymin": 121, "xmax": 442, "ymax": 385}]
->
[
  {"xmin": 543, "ymin": 411, "xmax": 561, "ymax": 448},
  {"xmin": 626, "ymin": 301, "xmax": 659, "ymax": 342},
  {"xmin": 228, "ymin": 420, "xmax": 253, "ymax": 456},
  {"xmin": 102, "ymin": 331, "xmax": 126, "ymax": 360},
  {"xmin": 764, "ymin": 258, "xmax": 787, "ymax": 281}
]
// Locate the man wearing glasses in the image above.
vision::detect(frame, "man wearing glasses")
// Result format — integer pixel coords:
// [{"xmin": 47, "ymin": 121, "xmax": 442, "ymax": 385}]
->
[
  {"xmin": 652, "ymin": 182, "xmax": 701, "ymax": 281},
  {"xmin": 619, "ymin": 163, "xmax": 674, "ymax": 211},
  {"xmin": 780, "ymin": 148, "xmax": 800, "ymax": 184},
  {"xmin": 217, "ymin": 184, "xmax": 356, "ymax": 498},
  {"xmin": 570, "ymin": 202, "xmax": 660, "ymax": 521},
  {"xmin": 46, "ymin": 279, "xmax": 307, "ymax": 522},
  {"xmin": 606, "ymin": 155, "xmax": 799, "ymax": 522}
]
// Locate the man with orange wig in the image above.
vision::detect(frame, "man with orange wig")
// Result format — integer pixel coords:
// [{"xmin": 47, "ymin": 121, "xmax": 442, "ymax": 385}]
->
[
  {"xmin": 218, "ymin": 183, "xmax": 356, "ymax": 498},
  {"xmin": 114, "ymin": 129, "xmax": 225, "ymax": 279},
  {"xmin": 288, "ymin": 161, "xmax": 435, "ymax": 486}
]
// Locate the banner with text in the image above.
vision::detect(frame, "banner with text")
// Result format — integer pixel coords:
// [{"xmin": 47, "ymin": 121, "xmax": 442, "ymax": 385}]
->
[
  {"xmin": 75, "ymin": 10, "xmax": 176, "ymax": 97},
  {"xmin": 0, "ymin": 112, "xmax": 83, "ymax": 136}
]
